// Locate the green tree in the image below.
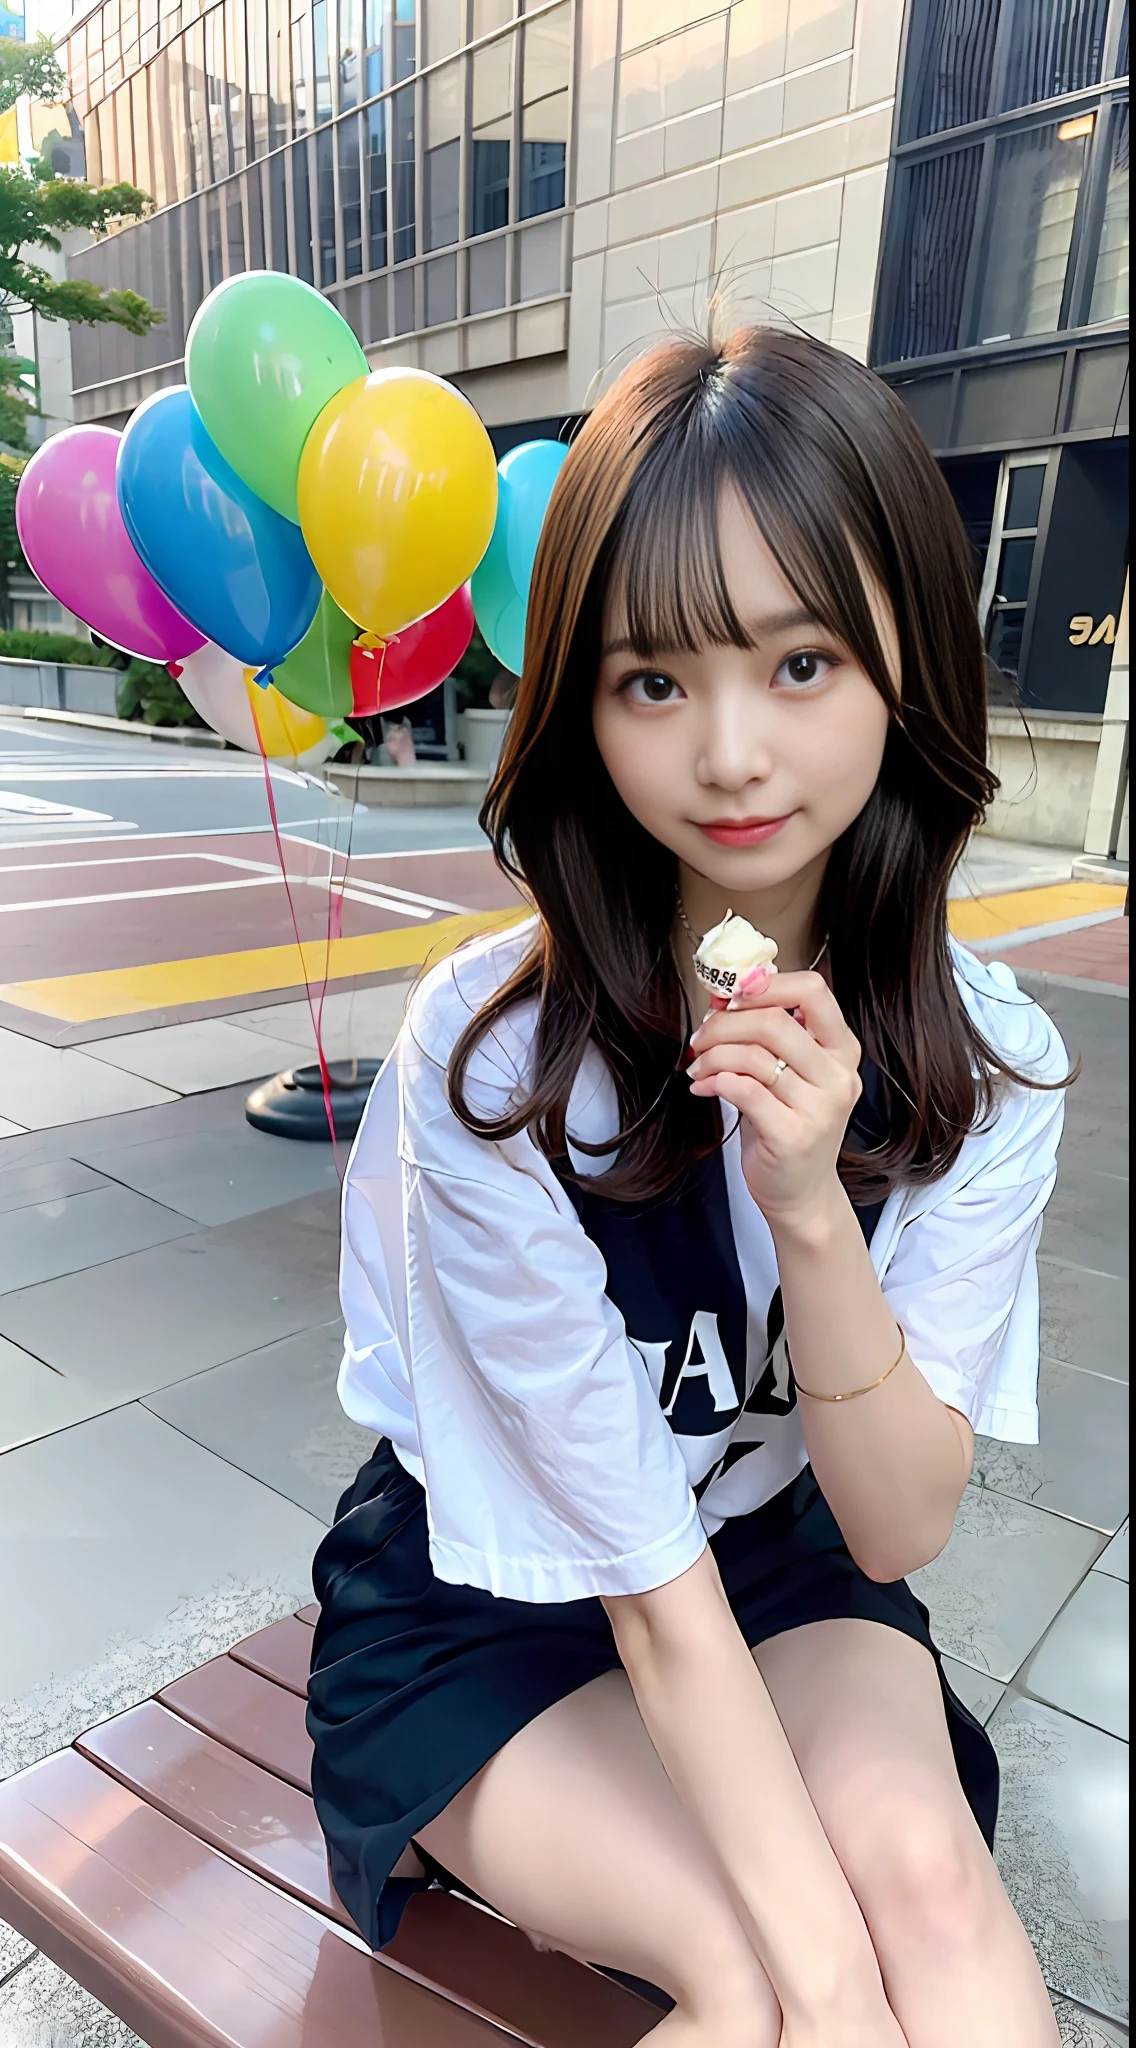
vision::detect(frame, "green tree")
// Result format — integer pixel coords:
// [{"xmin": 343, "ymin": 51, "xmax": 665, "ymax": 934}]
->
[{"xmin": 0, "ymin": 35, "xmax": 162, "ymax": 335}]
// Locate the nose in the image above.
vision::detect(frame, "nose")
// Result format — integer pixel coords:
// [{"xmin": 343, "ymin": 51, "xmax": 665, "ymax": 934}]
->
[{"xmin": 694, "ymin": 675, "xmax": 775, "ymax": 792}]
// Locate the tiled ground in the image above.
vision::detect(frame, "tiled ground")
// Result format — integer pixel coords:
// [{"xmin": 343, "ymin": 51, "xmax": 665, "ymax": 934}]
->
[{"xmin": 0, "ymin": 937, "xmax": 1128, "ymax": 2041}]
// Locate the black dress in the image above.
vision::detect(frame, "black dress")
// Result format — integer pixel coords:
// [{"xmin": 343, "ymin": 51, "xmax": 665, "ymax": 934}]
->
[{"xmin": 307, "ymin": 1074, "xmax": 998, "ymax": 1957}]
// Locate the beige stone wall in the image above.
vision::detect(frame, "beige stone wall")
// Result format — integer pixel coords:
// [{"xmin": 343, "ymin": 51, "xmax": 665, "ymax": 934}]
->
[{"xmin": 565, "ymin": 0, "xmax": 905, "ymax": 413}]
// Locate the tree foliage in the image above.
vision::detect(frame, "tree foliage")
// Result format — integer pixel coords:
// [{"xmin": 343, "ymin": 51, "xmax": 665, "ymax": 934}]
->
[
  {"xmin": 0, "ymin": 34, "xmax": 67, "ymax": 117},
  {"xmin": 0, "ymin": 171, "xmax": 161, "ymax": 331}
]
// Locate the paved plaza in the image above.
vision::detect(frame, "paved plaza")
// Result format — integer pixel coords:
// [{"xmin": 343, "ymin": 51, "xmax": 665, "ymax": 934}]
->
[{"xmin": 0, "ymin": 719, "xmax": 1128, "ymax": 2044}]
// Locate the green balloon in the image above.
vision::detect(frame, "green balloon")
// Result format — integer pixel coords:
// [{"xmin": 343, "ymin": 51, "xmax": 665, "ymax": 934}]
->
[
  {"xmin": 186, "ymin": 272, "xmax": 368, "ymax": 523},
  {"xmin": 274, "ymin": 588, "xmax": 358, "ymax": 718}
]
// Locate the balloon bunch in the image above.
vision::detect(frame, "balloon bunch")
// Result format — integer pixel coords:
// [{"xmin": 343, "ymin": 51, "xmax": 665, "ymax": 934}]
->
[{"xmin": 15, "ymin": 272, "xmax": 506, "ymax": 762}]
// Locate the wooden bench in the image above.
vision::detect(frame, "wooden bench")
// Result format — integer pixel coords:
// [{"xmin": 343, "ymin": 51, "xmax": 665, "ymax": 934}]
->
[{"xmin": 0, "ymin": 1605, "xmax": 659, "ymax": 2047}]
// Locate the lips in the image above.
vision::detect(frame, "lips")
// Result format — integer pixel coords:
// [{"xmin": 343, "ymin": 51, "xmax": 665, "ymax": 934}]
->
[{"xmin": 697, "ymin": 814, "xmax": 793, "ymax": 847}]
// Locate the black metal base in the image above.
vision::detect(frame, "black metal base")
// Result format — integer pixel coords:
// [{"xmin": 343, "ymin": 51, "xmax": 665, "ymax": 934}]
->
[{"xmin": 245, "ymin": 1058, "xmax": 382, "ymax": 1142}]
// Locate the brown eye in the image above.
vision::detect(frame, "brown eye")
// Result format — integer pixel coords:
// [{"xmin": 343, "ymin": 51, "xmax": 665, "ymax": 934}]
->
[
  {"xmin": 627, "ymin": 671, "xmax": 680, "ymax": 704},
  {"xmin": 775, "ymin": 651, "xmax": 833, "ymax": 689}
]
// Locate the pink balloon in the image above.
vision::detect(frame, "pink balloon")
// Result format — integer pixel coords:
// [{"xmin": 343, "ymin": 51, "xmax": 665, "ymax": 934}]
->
[{"xmin": 15, "ymin": 426, "xmax": 205, "ymax": 663}]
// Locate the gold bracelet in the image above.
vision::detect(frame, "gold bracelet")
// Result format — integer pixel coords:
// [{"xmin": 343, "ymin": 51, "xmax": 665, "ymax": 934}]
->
[{"xmin": 793, "ymin": 1329, "xmax": 907, "ymax": 1403}]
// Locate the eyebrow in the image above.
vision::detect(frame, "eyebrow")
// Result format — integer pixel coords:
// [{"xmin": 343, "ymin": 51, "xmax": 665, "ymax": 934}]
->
[{"xmin": 601, "ymin": 608, "xmax": 823, "ymax": 658}]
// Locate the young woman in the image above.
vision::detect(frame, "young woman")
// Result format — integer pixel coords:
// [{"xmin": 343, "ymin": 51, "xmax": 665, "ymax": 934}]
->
[{"xmin": 307, "ymin": 328, "xmax": 1068, "ymax": 2046}]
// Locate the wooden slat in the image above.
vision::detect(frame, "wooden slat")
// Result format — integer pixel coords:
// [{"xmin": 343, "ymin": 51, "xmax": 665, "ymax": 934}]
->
[
  {"xmin": 158, "ymin": 1655, "xmax": 313, "ymax": 1792},
  {"xmin": 0, "ymin": 1750, "xmax": 513, "ymax": 2048},
  {"xmin": 228, "ymin": 1613, "xmax": 313, "ymax": 1695},
  {"xmin": 76, "ymin": 1701, "xmax": 349, "ymax": 1927},
  {"xmin": 384, "ymin": 1891, "xmax": 658, "ymax": 2048}
]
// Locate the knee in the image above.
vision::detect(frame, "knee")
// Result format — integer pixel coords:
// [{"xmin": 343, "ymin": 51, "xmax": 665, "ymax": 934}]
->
[{"xmin": 859, "ymin": 1801, "xmax": 992, "ymax": 1956}]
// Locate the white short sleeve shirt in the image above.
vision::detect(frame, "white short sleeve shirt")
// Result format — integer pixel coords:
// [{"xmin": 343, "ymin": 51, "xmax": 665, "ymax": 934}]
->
[{"xmin": 338, "ymin": 923, "xmax": 1066, "ymax": 1604}]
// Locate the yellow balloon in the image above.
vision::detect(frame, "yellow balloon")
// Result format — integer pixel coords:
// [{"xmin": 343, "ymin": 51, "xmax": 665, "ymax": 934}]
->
[
  {"xmin": 296, "ymin": 367, "xmax": 498, "ymax": 638},
  {"xmin": 243, "ymin": 671, "xmax": 330, "ymax": 760}
]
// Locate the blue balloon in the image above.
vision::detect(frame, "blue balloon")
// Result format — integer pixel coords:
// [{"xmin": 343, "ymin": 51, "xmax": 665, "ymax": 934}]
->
[
  {"xmin": 500, "ymin": 440, "xmax": 568, "ymax": 598},
  {"xmin": 117, "ymin": 386, "xmax": 321, "ymax": 674},
  {"xmin": 471, "ymin": 474, "xmax": 527, "ymax": 675}
]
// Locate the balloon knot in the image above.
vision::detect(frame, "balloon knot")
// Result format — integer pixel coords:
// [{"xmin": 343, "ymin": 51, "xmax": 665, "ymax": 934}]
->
[
  {"xmin": 253, "ymin": 665, "xmax": 273, "ymax": 689},
  {"xmin": 353, "ymin": 631, "xmax": 386, "ymax": 652},
  {"xmin": 166, "ymin": 662, "xmax": 183, "ymax": 679}
]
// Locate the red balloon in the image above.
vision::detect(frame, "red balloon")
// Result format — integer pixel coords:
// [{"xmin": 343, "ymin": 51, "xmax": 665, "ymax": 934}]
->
[{"xmin": 350, "ymin": 583, "xmax": 474, "ymax": 718}]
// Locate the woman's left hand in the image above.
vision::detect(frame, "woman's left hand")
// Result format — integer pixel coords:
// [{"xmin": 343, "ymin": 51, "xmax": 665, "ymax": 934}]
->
[{"xmin": 687, "ymin": 971, "xmax": 862, "ymax": 1237}]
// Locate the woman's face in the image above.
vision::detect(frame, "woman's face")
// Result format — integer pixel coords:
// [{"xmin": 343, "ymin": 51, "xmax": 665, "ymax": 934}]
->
[{"xmin": 593, "ymin": 495, "xmax": 894, "ymax": 896}]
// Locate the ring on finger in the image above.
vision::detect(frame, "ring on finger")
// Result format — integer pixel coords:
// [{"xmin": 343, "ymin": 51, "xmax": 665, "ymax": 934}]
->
[{"xmin": 767, "ymin": 1057, "xmax": 789, "ymax": 1092}]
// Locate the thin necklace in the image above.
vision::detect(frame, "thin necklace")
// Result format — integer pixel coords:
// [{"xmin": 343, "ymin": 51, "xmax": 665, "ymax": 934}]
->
[{"xmin": 676, "ymin": 894, "xmax": 829, "ymax": 975}]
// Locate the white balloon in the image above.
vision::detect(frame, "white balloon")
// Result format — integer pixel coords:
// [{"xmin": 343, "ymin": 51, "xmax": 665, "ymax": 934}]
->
[{"xmin": 173, "ymin": 642, "xmax": 335, "ymax": 766}]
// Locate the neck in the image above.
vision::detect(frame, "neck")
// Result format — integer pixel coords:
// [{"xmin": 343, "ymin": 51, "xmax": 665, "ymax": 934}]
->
[{"xmin": 677, "ymin": 848, "xmax": 829, "ymax": 974}]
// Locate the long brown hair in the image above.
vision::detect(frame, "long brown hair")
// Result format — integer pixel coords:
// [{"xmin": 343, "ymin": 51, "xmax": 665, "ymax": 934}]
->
[{"xmin": 450, "ymin": 327, "xmax": 1052, "ymax": 1202}]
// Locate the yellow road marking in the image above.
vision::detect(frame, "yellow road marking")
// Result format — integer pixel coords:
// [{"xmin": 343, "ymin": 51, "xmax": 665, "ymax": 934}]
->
[
  {"xmin": 948, "ymin": 881, "xmax": 1126, "ymax": 942},
  {"xmin": 0, "ymin": 907, "xmax": 529, "ymax": 1023},
  {"xmin": 2, "ymin": 882, "xmax": 1124, "ymax": 1025}
]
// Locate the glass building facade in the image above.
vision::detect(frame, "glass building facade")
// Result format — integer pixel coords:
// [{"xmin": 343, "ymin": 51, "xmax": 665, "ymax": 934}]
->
[
  {"xmin": 872, "ymin": 0, "xmax": 1129, "ymax": 718},
  {"xmin": 63, "ymin": 0, "xmax": 572, "ymax": 416}
]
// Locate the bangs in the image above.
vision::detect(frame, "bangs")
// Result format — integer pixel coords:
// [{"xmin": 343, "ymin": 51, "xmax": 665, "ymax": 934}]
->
[{"xmin": 600, "ymin": 347, "xmax": 894, "ymax": 694}]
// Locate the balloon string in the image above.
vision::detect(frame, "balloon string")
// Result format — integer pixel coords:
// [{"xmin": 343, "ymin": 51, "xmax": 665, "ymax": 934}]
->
[{"xmin": 249, "ymin": 693, "xmax": 340, "ymax": 1164}]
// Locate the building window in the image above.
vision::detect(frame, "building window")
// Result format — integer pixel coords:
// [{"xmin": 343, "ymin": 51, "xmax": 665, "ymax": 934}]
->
[
  {"xmin": 339, "ymin": 0, "xmax": 364, "ymax": 108},
  {"xmin": 393, "ymin": 0, "xmax": 416, "ymax": 82},
  {"xmin": 423, "ymin": 0, "xmax": 461, "ymax": 65},
  {"xmin": 424, "ymin": 58, "xmax": 462, "ymax": 250},
  {"xmin": 364, "ymin": 0, "xmax": 383, "ymax": 95},
  {"xmin": 883, "ymin": 145, "xmax": 984, "ymax": 361},
  {"xmin": 367, "ymin": 100, "xmax": 388, "ymax": 268},
  {"xmin": 1089, "ymin": 101, "xmax": 1130, "ymax": 321},
  {"xmin": 339, "ymin": 114, "xmax": 364, "ymax": 275},
  {"xmin": 391, "ymin": 81, "xmax": 415, "ymax": 262},
  {"xmin": 520, "ymin": 3, "xmax": 568, "ymax": 220},
  {"xmin": 974, "ymin": 117, "xmax": 1091, "ymax": 342},
  {"xmin": 902, "ymin": 0, "xmax": 1002, "ymax": 140},
  {"xmin": 469, "ymin": 34, "xmax": 513, "ymax": 236},
  {"xmin": 316, "ymin": 124, "xmax": 336, "ymax": 282},
  {"xmin": 313, "ymin": 0, "xmax": 333, "ymax": 122},
  {"xmin": 1003, "ymin": 0, "xmax": 1109, "ymax": 110},
  {"xmin": 292, "ymin": 138, "xmax": 314, "ymax": 280},
  {"xmin": 982, "ymin": 457, "xmax": 1048, "ymax": 683}
]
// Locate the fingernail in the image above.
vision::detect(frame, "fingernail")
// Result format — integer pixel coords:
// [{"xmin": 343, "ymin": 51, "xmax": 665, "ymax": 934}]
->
[{"xmin": 687, "ymin": 1057, "xmax": 702, "ymax": 1079}]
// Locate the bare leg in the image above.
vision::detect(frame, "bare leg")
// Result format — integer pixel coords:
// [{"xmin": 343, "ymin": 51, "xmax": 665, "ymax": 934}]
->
[
  {"xmin": 753, "ymin": 1619, "xmax": 1059, "ymax": 2048},
  {"xmin": 416, "ymin": 1666, "xmax": 782, "ymax": 2046}
]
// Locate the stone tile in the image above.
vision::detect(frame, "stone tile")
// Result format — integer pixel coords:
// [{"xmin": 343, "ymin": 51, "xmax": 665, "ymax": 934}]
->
[
  {"xmin": 664, "ymin": 104, "xmax": 724, "ymax": 176},
  {"xmin": 910, "ymin": 1486, "xmax": 1102, "ymax": 1683},
  {"xmin": 1042, "ymin": 1165, "xmax": 1128, "ymax": 1280},
  {"xmin": 84, "ymin": 1017, "xmax": 314, "ymax": 1093},
  {"xmin": 0, "ymin": 1948, "xmax": 144, "ymax": 2044},
  {"xmin": 1039, "ymin": 1258, "xmax": 1129, "ymax": 1383},
  {"xmin": 1051, "ymin": 1995, "xmax": 1129, "ymax": 2046},
  {"xmin": 850, "ymin": 0, "xmax": 905, "ymax": 109},
  {"xmin": 1093, "ymin": 1523, "xmax": 1128, "ymax": 1582},
  {"xmin": 0, "ymin": 1191, "xmax": 341, "ymax": 1404},
  {"xmin": 1021, "ymin": 1573, "xmax": 1128, "ymax": 1741},
  {"xmin": 832, "ymin": 162, "xmax": 888, "ymax": 322},
  {"xmin": 613, "ymin": 122, "xmax": 664, "ymax": 192},
  {"xmin": 970, "ymin": 1358, "xmax": 1128, "ymax": 1533},
  {"xmin": 992, "ymin": 1695, "xmax": 1128, "ymax": 2024},
  {"xmin": 76, "ymin": 1122, "xmax": 341, "ymax": 1228},
  {"xmin": 0, "ymin": 1082, "xmax": 255, "ymax": 1173},
  {"xmin": 0, "ymin": 1917, "xmax": 34, "ymax": 1983},
  {"xmin": 773, "ymin": 176, "xmax": 843, "ymax": 255},
  {"xmin": 786, "ymin": 0, "xmax": 856, "ymax": 70},
  {"xmin": 0, "ymin": 1403, "xmax": 324, "ymax": 1779},
  {"xmin": 0, "ymin": 1334, "xmax": 123, "ymax": 1455},
  {"xmin": 658, "ymin": 220, "xmax": 714, "ymax": 292},
  {"xmin": 722, "ymin": 77, "xmax": 784, "ymax": 155},
  {"xmin": 0, "ymin": 1028, "xmax": 176, "ymax": 1131},
  {"xmin": 0, "ymin": 1155, "xmax": 110, "ymax": 1216},
  {"xmin": 769, "ymin": 240, "xmax": 839, "ymax": 318},
  {"xmin": 0, "ymin": 1183, "xmax": 194, "ymax": 1295},
  {"xmin": 783, "ymin": 51, "xmax": 852, "ymax": 132},
  {"xmin": 145, "ymin": 1318, "xmax": 377, "ymax": 1524},
  {"xmin": 725, "ymin": 0, "xmax": 789, "ymax": 97},
  {"xmin": 940, "ymin": 1655, "xmax": 1006, "ymax": 1726}
]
